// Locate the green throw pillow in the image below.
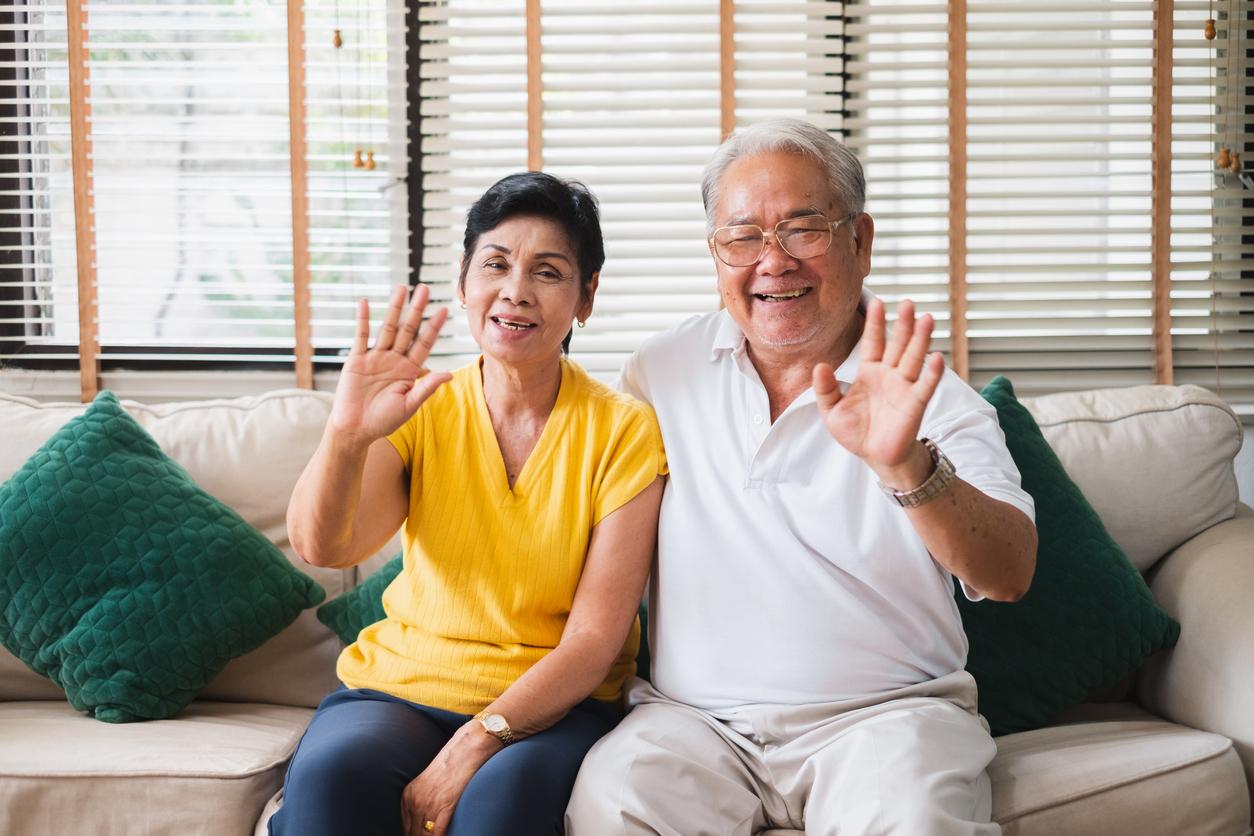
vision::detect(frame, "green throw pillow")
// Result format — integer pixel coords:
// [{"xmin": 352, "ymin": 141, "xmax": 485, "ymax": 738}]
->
[
  {"xmin": 0, "ymin": 391, "xmax": 325, "ymax": 723},
  {"xmin": 317, "ymin": 553, "xmax": 403, "ymax": 643},
  {"xmin": 959, "ymin": 376, "xmax": 1181, "ymax": 736}
]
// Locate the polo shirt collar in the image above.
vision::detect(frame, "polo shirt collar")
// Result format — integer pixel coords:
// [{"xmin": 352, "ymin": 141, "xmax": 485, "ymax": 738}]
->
[{"xmin": 708, "ymin": 288, "xmax": 876, "ymax": 384}]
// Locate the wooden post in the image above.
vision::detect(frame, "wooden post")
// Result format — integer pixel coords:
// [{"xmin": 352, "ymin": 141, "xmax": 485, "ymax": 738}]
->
[
  {"xmin": 720, "ymin": 0, "xmax": 735, "ymax": 140},
  {"xmin": 1151, "ymin": 0, "xmax": 1174, "ymax": 383},
  {"xmin": 66, "ymin": 0, "xmax": 98, "ymax": 401},
  {"xmin": 947, "ymin": 0, "xmax": 969, "ymax": 380},
  {"xmin": 526, "ymin": 0, "xmax": 542, "ymax": 170},
  {"xmin": 288, "ymin": 0, "xmax": 313, "ymax": 388}
]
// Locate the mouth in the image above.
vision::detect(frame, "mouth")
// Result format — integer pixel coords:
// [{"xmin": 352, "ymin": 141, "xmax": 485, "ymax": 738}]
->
[
  {"xmin": 753, "ymin": 288, "xmax": 811, "ymax": 302},
  {"xmin": 490, "ymin": 315, "xmax": 537, "ymax": 331}
]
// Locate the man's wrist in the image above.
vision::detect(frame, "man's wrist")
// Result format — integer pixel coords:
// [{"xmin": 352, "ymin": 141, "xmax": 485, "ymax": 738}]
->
[{"xmin": 870, "ymin": 439, "xmax": 933, "ymax": 490}]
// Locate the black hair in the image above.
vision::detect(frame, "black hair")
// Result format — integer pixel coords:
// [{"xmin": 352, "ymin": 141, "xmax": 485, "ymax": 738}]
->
[{"xmin": 459, "ymin": 172, "xmax": 605, "ymax": 353}]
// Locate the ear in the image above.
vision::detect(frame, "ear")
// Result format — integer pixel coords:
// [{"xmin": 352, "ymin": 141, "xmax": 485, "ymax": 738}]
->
[
  {"xmin": 576, "ymin": 271, "xmax": 600, "ymax": 323},
  {"xmin": 852, "ymin": 212, "xmax": 874, "ymax": 272},
  {"xmin": 456, "ymin": 256, "xmax": 467, "ymax": 307}
]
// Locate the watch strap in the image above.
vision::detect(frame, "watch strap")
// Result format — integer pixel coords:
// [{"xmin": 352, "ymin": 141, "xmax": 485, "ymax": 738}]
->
[{"xmin": 878, "ymin": 438, "xmax": 956, "ymax": 508}]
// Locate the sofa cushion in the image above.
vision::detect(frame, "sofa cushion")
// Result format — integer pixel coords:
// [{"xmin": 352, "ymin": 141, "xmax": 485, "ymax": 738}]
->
[
  {"xmin": 989, "ymin": 703, "xmax": 1249, "ymax": 835},
  {"xmin": 0, "ymin": 389, "xmax": 366, "ymax": 708},
  {"xmin": 0, "ymin": 391, "xmax": 325, "ymax": 722},
  {"xmin": 0, "ymin": 700, "xmax": 312, "ymax": 836},
  {"xmin": 758, "ymin": 705, "xmax": 1247, "ymax": 836},
  {"xmin": 1021, "ymin": 384, "xmax": 1241, "ymax": 573},
  {"xmin": 959, "ymin": 377, "xmax": 1181, "ymax": 736}
]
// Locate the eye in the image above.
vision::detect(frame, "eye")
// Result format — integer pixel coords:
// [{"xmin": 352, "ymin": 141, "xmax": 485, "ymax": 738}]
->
[
  {"xmin": 483, "ymin": 259, "xmax": 507, "ymax": 271},
  {"xmin": 534, "ymin": 264, "xmax": 568, "ymax": 282}
]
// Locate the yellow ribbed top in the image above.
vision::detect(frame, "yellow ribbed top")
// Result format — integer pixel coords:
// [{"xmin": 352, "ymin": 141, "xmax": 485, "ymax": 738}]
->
[{"xmin": 337, "ymin": 356, "xmax": 667, "ymax": 713}]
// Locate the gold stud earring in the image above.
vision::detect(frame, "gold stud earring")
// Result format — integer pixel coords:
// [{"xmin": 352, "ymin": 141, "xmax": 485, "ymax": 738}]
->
[
  {"xmin": 577, "ymin": 319, "xmax": 586, "ymax": 328},
  {"xmin": 460, "ymin": 302, "xmax": 467, "ymax": 310}
]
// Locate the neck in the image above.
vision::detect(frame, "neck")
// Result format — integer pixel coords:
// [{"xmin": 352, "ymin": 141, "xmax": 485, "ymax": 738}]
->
[
  {"xmin": 748, "ymin": 308, "xmax": 865, "ymax": 420},
  {"xmin": 480, "ymin": 353, "xmax": 563, "ymax": 419}
]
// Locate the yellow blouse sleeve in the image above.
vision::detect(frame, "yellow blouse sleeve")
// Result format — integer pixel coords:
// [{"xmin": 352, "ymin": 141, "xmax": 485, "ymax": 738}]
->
[
  {"xmin": 385, "ymin": 405, "xmax": 425, "ymax": 477},
  {"xmin": 592, "ymin": 401, "xmax": 668, "ymax": 526}
]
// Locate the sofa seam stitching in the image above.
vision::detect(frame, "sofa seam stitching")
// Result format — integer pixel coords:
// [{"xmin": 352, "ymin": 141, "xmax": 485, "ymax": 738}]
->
[{"xmin": 1033, "ymin": 400, "xmax": 1242, "ymax": 439}]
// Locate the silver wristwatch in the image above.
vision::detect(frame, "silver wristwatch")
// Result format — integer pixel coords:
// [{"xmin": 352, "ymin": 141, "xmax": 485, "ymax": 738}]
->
[{"xmin": 878, "ymin": 438, "xmax": 956, "ymax": 508}]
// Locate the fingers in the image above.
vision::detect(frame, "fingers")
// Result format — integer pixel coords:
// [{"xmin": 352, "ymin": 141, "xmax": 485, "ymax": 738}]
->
[
  {"xmin": 374, "ymin": 284, "xmax": 409, "ymax": 352},
  {"xmin": 881, "ymin": 299, "xmax": 914, "ymax": 367},
  {"xmin": 408, "ymin": 304, "xmax": 449, "ymax": 366},
  {"xmin": 812, "ymin": 362, "xmax": 842, "ymax": 413},
  {"xmin": 897, "ymin": 309, "xmax": 934, "ymax": 382},
  {"xmin": 351, "ymin": 297, "xmax": 370, "ymax": 355},
  {"xmin": 860, "ymin": 296, "xmax": 886, "ymax": 363},
  {"xmin": 392, "ymin": 284, "xmax": 430, "ymax": 356},
  {"xmin": 403, "ymin": 370, "xmax": 453, "ymax": 416},
  {"xmin": 913, "ymin": 351, "xmax": 945, "ymax": 403}
]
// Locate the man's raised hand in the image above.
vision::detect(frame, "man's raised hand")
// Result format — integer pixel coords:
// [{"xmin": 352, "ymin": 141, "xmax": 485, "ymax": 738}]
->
[{"xmin": 812, "ymin": 297, "xmax": 945, "ymax": 484}]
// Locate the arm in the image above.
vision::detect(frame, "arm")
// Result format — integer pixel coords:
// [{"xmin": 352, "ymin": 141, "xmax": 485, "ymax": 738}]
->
[
  {"xmin": 814, "ymin": 297, "xmax": 1036, "ymax": 602},
  {"xmin": 399, "ymin": 476, "xmax": 665, "ymax": 836},
  {"xmin": 287, "ymin": 284, "xmax": 450, "ymax": 569}
]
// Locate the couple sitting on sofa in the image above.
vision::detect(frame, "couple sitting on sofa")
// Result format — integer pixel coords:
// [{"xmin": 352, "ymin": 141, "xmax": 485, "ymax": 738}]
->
[{"xmin": 272, "ymin": 119, "xmax": 1039, "ymax": 836}]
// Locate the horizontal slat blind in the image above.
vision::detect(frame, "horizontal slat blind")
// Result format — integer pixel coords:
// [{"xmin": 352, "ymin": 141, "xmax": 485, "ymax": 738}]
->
[
  {"xmin": 306, "ymin": 0, "xmax": 411, "ymax": 364},
  {"xmin": 844, "ymin": 0, "xmax": 954, "ymax": 358},
  {"xmin": 961, "ymin": 0, "xmax": 1160, "ymax": 395},
  {"xmin": 1171, "ymin": 2, "xmax": 1254, "ymax": 405},
  {"xmin": 1, "ymin": 0, "xmax": 408, "ymax": 372},
  {"xmin": 416, "ymin": 0, "xmax": 528, "ymax": 366},
  {"xmin": 540, "ymin": 0, "xmax": 721, "ymax": 375},
  {"xmin": 0, "ymin": 1, "xmax": 78, "ymax": 363},
  {"xmin": 84, "ymin": 1, "xmax": 297, "ymax": 364}
]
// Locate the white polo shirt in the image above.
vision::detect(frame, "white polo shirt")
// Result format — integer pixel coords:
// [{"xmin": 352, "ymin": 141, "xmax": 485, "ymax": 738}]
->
[{"xmin": 619, "ymin": 304, "xmax": 1035, "ymax": 711}]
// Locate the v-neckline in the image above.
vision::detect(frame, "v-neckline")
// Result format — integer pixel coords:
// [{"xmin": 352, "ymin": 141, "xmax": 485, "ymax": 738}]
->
[{"xmin": 472, "ymin": 355, "xmax": 571, "ymax": 503}]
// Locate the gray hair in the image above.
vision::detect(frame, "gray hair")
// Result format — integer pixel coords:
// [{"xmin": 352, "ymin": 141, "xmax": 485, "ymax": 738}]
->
[{"xmin": 700, "ymin": 118, "xmax": 866, "ymax": 234}]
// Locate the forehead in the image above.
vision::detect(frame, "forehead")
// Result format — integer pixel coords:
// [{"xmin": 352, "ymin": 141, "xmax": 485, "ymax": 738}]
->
[
  {"xmin": 715, "ymin": 150, "xmax": 835, "ymax": 225},
  {"xmin": 474, "ymin": 214, "xmax": 574, "ymax": 256}
]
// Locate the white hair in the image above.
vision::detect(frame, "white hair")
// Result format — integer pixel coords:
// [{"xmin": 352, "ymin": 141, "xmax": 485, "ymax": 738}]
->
[{"xmin": 700, "ymin": 118, "xmax": 866, "ymax": 234}]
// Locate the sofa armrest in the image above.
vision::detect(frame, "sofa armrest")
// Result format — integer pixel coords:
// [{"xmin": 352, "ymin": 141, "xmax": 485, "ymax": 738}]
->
[{"xmin": 1137, "ymin": 509, "xmax": 1254, "ymax": 802}]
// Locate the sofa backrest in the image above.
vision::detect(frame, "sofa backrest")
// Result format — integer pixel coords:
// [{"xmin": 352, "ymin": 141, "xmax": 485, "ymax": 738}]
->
[
  {"xmin": 1021, "ymin": 384, "xmax": 1243, "ymax": 573},
  {"xmin": 0, "ymin": 389, "xmax": 395, "ymax": 708}
]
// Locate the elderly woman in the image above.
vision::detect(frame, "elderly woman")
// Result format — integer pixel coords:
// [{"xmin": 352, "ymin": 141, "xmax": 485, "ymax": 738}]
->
[{"xmin": 271, "ymin": 173, "xmax": 666, "ymax": 836}]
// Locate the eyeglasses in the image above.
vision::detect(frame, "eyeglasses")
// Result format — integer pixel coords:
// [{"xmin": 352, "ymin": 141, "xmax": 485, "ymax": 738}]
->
[{"xmin": 709, "ymin": 212, "xmax": 859, "ymax": 268}]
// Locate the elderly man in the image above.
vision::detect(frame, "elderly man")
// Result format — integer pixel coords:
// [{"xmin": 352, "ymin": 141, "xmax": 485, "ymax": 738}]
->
[{"xmin": 565, "ymin": 119, "xmax": 1038, "ymax": 834}]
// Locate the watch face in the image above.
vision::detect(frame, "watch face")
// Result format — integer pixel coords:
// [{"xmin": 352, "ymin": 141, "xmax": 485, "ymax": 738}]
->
[{"xmin": 484, "ymin": 714, "xmax": 508, "ymax": 733}]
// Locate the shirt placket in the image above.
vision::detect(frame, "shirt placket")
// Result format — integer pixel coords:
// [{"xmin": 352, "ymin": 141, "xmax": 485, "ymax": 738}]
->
[{"xmin": 734, "ymin": 350, "xmax": 773, "ymax": 487}]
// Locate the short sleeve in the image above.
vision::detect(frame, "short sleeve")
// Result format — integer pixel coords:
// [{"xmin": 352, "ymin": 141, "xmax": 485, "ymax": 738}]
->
[
  {"xmin": 591, "ymin": 402, "xmax": 668, "ymax": 526},
  {"xmin": 385, "ymin": 405, "xmax": 425, "ymax": 474},
  {"xmin": 922, "ymin": 370, "xmax": 1035, "ymax": 526}
]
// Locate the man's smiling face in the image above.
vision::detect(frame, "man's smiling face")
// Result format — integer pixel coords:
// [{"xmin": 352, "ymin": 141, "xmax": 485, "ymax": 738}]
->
[{"xmin": 710, "ymin": 150, "xmax": 872, "ymax": 357}]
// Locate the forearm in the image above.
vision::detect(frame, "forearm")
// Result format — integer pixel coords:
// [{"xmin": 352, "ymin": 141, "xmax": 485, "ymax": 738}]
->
[
  {"xmin": 877, "ymin": 440, "xmax": 1037, "ymax": 601},
  {"xmin": 430, "ymin": 630, "xmax": 622, "ymax": 770},
  {"xmin": 287, "ymin": 427, "xmax": 373, "ymax": 568},
  {"xmin": 485, "ymin": 628, "xmax": 620, "ymax": 737}
]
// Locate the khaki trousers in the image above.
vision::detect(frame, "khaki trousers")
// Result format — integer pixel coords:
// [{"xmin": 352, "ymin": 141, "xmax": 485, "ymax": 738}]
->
[{"xmin": 566, "ymin": 671, "xmax": 999, "ymax": 836}]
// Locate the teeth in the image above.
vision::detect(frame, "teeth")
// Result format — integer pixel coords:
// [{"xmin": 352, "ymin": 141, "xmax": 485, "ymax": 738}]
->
[
  {"xmin": 493, "ymin": 317, "xmax": 533, "ymax": 330},
  {"xmin": 758, "ymin": 288, "xmax": 808, "ymax": 301}
]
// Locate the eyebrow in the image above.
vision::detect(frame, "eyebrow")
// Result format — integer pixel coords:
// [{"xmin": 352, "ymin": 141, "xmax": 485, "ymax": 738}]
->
[
  {"xmin": 478, "ymin": 243, "xmax": 573, "ymax": 265},
  {"xmin": 724, "ymin": 206, "xmax": 825, "ymax": 227}
]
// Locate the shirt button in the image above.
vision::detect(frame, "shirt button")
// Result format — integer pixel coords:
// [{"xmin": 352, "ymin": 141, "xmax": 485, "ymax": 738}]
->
[{"xmin": 752, "ymin": 414, "xmax": 764, "ymax": 425}]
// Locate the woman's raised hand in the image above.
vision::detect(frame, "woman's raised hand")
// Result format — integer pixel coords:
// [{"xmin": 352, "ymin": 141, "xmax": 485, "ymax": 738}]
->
[{"xmin": 329, "ymin": 284, "xmax": 452, "ymax": 445}]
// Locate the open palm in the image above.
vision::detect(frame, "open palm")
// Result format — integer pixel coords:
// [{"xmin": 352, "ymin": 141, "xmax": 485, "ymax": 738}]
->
[
  {"xmin": 812, "ymin": 297, "xmax": 944, "ymax": 473},
  {"xmin": 329, "ymin": 284, "xmax": 452, "ymax": 444}
]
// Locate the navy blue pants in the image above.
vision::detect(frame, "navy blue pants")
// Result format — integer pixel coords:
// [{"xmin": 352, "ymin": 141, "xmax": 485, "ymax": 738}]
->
[{"xmin": 268, "ymin": 687, "xmax": 620, "ymax": 836}]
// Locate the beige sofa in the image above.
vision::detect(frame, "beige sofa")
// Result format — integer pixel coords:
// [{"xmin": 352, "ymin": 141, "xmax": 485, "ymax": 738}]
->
[{"xmin": 0, "ymin": 383, "xmax": 1250, "ymax": 836}]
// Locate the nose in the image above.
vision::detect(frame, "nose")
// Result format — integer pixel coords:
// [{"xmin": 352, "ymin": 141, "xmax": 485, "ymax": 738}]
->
[
  {"xmin": 499, "ymin": 266, "xmax": 535, "ymax": 305},
  {"xmin": 756, "ymin": 232, "xmax": 799, "ymax": 275}
]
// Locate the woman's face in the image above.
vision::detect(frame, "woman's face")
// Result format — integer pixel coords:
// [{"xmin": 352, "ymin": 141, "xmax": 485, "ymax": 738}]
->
[{"xmin": 459, "ymin": 214, "xmax": 596, "ymax": 369}]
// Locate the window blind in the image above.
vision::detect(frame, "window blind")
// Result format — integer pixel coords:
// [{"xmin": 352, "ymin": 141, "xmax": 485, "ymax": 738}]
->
[
  {"xmin": 0, "ymin": 0, "xmax": 407, "ymax": 373},
  {"xmin": 1171, "ymin": 1, "xmax": 1253, "ymax": 407},
  {"xmin": 1, "ymin": 0, "xmax": 77, "ymax": 363}
]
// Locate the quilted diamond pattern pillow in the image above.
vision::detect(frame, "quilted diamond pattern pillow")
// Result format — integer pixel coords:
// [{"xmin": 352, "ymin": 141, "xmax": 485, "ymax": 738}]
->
[
  {"xmin": 958, "ymin": 376, "xmax": 1181, "ymax": 736},
  {"xmin": 0, "ymin": 391, "xmax": 325, "ymax": 723},
  {"xmin": 317, "ymin": 553, "xmax": 402, "ymax": 644}
]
